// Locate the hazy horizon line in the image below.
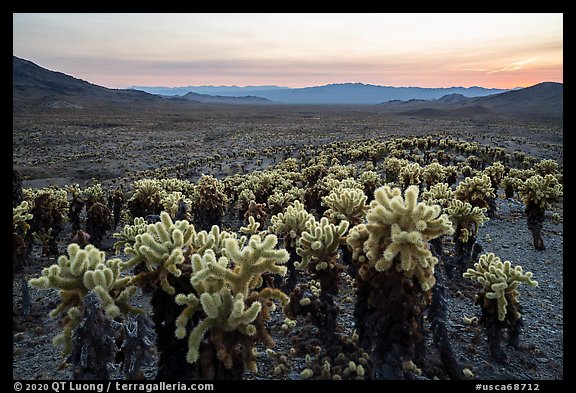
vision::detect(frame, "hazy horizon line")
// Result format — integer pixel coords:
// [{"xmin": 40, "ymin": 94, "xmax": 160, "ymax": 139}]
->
[{"xmin": 125, "ymin": 81, "xmax": 561, "ymax": 91}]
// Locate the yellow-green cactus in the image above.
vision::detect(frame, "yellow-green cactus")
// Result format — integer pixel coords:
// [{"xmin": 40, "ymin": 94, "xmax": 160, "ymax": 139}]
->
[
  {"xmin": 28, "ymin": 243, "xmax": 141, "ymax": 355},
  {"xmin": 322, "ymin": 187, "xmax": 368, "ymax": 226},
  {"xmin": 123, "ymin": 211, "xmax": 195, "ymax": 294},
  {"xmin": 518, "ymin": 174, "xmax": 563, "ymax": 210},
  {"xmin": 13, "ymin": 200, "xmax": 33, "ymax": 234},
  {"xmin": 533, "ymin": 159, "xmax": 559, "ymax": 176},
  {"xmin": 483, "ymin": 162, "xmax": 506, "ymax": 189},
  {"xmin": 399, "ymin": 162, "xmax": 422, "ymax": 188},
  {"xmin": 189, "ymin": 224, "xmax": 245, "ymax": 258},
  {"xmin": 240, "ymin": 215, "xmax": 262, "ymax": 236},
  {"xmin": 463, "ymin": 253, "xmax": 538, "ymax": 321},
  {"xmin": 422, "ymin": 162, "xmax": 446, "ymax": 187},
  {"xmin": 421, "ymin": 182, "xmax": 453, "ymax": 209},
  {"xmin": 160, "ymin": 191, "xmax": 193, "ymax": 220},
  {"xmin": 269, "ymin": 200, "xmax": 315, "ymax": 248},
  {"xmin": 295, "ymin": 217, "xmax": 350, "ymax": 271},
  {"xmin": 454, "ymin": 174, "xmax": 496, "ymax": 215},
  {"xmin": 346, "ymin": 223, "xmax": 369, "ymax": 264},
  {"xmin": 446, "ymin": 199, "xmax": 488, "ymax": 244},
  {"xmin": 207, "ymin": 234, "xmax": 289, "ymax": 295},
  {"xmin": 112, "ymin": 216, "xmax": 148, "ymax": 254},
  {"xmin": 175, "ymin": 235, "xmax": 290, "ymax": 368},
  {"xmin": 518, "ymin": 174, "xmax": 563, "ymax": 250},
  {"xmin": 363, "ymin": 185, "xmax": 454, "ymax": 290}
]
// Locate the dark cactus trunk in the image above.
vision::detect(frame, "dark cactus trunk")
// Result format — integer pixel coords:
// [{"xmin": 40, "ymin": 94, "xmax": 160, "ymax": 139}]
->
[
  {"xmin": 526, "ymin": 202, "xmax": 545, "ymax": 251},
  {"xmin": 354, "ymin": 267, "xmax": 430, "ymax": 379}
]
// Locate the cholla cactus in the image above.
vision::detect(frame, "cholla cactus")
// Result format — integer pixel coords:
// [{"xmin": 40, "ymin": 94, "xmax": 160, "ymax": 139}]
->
[
  {"xmin": 359, "ymin": 170, "xmax": 383, "ymax": 200},
  {"xmin": 174, "ymin": 235, "xmax": 289, "ymax": 377},
  {"xmin": 352, "ymin": 185, "xmax": 453, "ymax": 377},
  {"xmin": 501, "ymin": 176, "xmax": 521, "ymax": 199},
  {"xmin": 13, "ymin": 201, "xmax": 33, "ymax": 271},
  {"xmin": 464, "ymin": 253, "xmax": 538, "ymax": 321},
  {"xmin": 446, "ymin": 199, "xmax": 488, "ymax": 247},
  {"xmin": 463, "ymin": 253, "xmax": 538, "ymax": 362},
  {"xmin": 192, "ymin": 175, "xmax": 228, "ymax": 230},
  {"xmin": 346, "ymin": 223, "xmax": 369, "ymax": 265},
  {"xmin": 455, "ymin": 174, "xmax": 496, "ymax": 217},
  {"xmin": 86, "ymin": 202, "xmax": 112, "ymax": 248},
  {"xmin": 421, "ymin": 182, "xmax": 453, "ymax": 209},
  {"xmin": 240, "ymin": 215, "xmax": 262, "ymax": 236},
  {"xmin": 160, "ymin": 191, "xmax": 192, "ymax": 220},
  {"xmin": 383, "ymin": 157, "xmax": 408, "ymax": 183},
  {"xmin": 26, "ymin": 189, "xmax": 69, "ymax": 256},
  {"xmin": 28, "ymin": 243, "xmax": 141, "ymax": 356},
  {"xmin": 322, "ymin": 187, "xmax": 368, "ymax": 226},
  {"xmin": 399, "ymin": 162, "xmax": 422, "ymax": 188},
  {"xmin": 533, "ymin": 159, "xmax": 559, "ymax": 176},
  {"xmin": 13, "ymin": 200, "xmax": 33, "ymax": 235},
  {"xmin": 267, "ymin": 187, "xmax": 306, "ymax": 216},
  {"xmin": 127, "ymin": 179, "xmax": 163, "ymax": 219},
  {"xmin": 362, "ymin": 185, "xmax": 454, "ymax": 290},
  {"xmin": 189, "ymin": 224, "xmax": 245, "ymax": 258},
  {"xmin": 518, "ymin": 174, "xmax": 563, "ymax": 250},
  {"xmin": 422, "ymin": 162, "xmax": 446, "ymax": 188},
  {"xmin": 112, "ymin": 216, "xmax": 148, "ymax": 254},
  {"xmin": 287, "ymin": 217, "xmax": 349, "ymax": 349},
  {"xmin": 483, "ymin": 162, "xmax": 506, "ymax": 191},
  {"xmin": 296, "ymin": 217, "xmax": 349, "ymax": 272},
  {"xmin": 123, "ymin": 211, "xmax": 195, "ymax": 294},
  {"xmin": 243, "ymin": 200, "xmax": 268, "ymax": 228}
]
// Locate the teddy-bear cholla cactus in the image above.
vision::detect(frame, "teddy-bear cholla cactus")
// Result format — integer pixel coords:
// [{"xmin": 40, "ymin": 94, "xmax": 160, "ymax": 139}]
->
[
  {"xmin": 288, "ymin": 217, "xmax": 349, "ymax": 350},
  {"xmin": 463, "ymin": 253, "xmax": 538, "ymax": 321},
  {"xmin": 463, "ymin": 253, "xmax": 538, "ymax": 362},
  {"xmin": 123, "ymin": 211, "xmax": 195, "ymax": 294},
  {"xmin": 269, "ymin": 200, "xmax": 316, "ymax": 289},
  {"xmin": 361, "ymin": 185, "xmax": 454, "ymax": 290},
  {"xmin": 28, "ymin": 243, "xmax": 141, "ymax": 356},
  {"xmin": 351, "ymin": 185, "xmax": 453, "ymax": 377},
  {"xmin": 13, "ymin": 201, "xmax": 33, "ymax": 270},
  {"xmin": 483, "ymin": 161, "xmax": 506, "ymax": 192},
  {"xmin": 446, "ymin": 199, "xmax": 488, "ymax": 253},
  {"xmin": 422, "ymin": 162, "xmax": 446, "ymax": 188},
  {"xmin": 421, "ymin": 182, "xmax": 453, "ymax": 209},
  {"xmin": 191, "ymin": 174, "xmax": 228, "ymax": 230},
  {"xmin": 454, "ymin": 174, "xmax": 496, "ymax": 217},
  {"xmin": 322, "ymin": 187, "xmax": 368, "ymax": 227},
  {"xmin": 174, "ymin": 234, "xmax": 289, "ymax": 377},
  {"xmin": 518, "ymin": 174, "xmax": 563, "ymax": 250},
  {"xmin": 296, "ymin": 217, "xmax": 349, "ymax": 272}
]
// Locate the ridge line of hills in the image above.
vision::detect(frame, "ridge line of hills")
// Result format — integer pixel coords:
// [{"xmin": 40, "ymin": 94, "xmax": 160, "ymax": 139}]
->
[{"xmin": 13, "ymin": 56, "xmax": 562, "ymax": 118}]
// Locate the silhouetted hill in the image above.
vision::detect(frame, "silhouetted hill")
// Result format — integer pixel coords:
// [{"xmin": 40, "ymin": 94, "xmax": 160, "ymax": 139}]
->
[
  {"xmin": 379, "ymin": 82, "xmax": 562, "ymax": 119},
  {"xmin": 175, "ymin": 92, "xmax": 274, "ymax": 104},
  {"xmin": 13, "ymin": 56, "xmax": 162, "ymax": 107}
]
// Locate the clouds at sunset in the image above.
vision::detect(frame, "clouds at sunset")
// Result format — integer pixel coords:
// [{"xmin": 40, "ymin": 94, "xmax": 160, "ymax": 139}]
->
[{"xmin": 13, "ymin": 13, "xmax": 563, "ymax": 89}]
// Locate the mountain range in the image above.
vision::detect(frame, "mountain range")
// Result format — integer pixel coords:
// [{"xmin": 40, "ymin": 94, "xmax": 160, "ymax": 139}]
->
[
  {"xmin": 13, "ymin": 56, "xmax": 562, "ymax": 118},
  {"xmin": 130, "ymin": 83, "xmax": 508, "ymax": 105}
]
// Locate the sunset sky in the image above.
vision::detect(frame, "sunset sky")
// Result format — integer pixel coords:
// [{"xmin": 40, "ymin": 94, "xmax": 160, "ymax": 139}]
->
[{"xmin": 12, "ymin": 13, "xmax": 563, "ymax": 89}]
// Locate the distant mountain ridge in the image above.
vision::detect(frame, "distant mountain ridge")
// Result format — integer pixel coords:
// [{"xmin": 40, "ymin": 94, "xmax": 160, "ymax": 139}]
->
[
  {"xmin": 172, "ymin": 91, "xmax": 274, "ymax": 104},
  {"xmin": 378, "ymin": 82, "xmax": 563, "ymax": 119},
  {"xmin": 130, "ymin": 82, "xmax": 508, "ymax": 104}
]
